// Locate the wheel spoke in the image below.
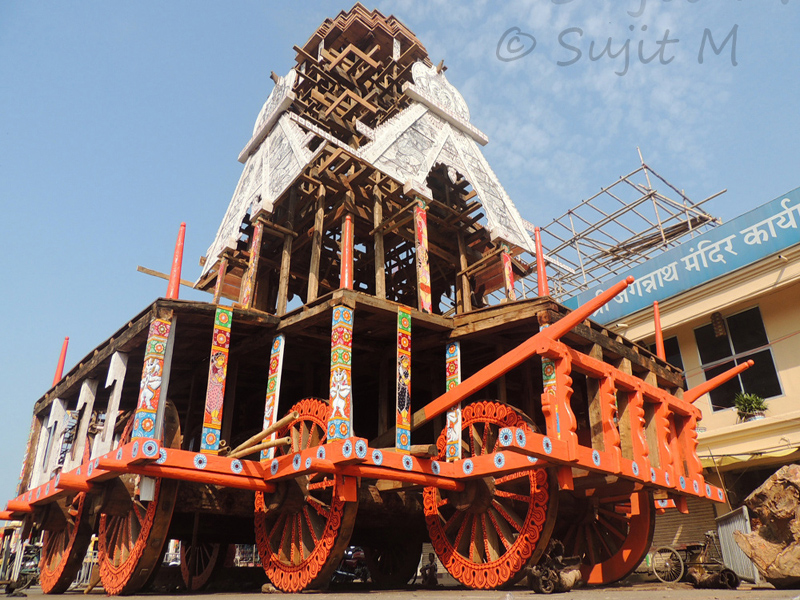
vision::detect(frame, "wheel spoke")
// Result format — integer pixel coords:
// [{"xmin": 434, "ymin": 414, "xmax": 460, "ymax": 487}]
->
[
  {"xmin": 598, "ymin": 506, "xmax": 630, "ymax": 522},
  {"xmin": 443, "ymin": 506, "xmax": 465, "ymax": 534},
  {"xmin": 269, "ymin": 512, "xmax": 289, "ymax": 548},
  {"xmin": 302, "ymin": 506, "xmax": 321, "ymax": 544},
  {"xmin": 495, "ymin": 470, "xmax": 530, "ymax": 485},
  {"xmin": 487, "ymin": 508, "xmax": 514, "ymax": 550},
  {"xmin": 453, "ymin": 513, "xmax": 471, "ymax": 555},
  {"xmin": 495, "ymin": 489, "xmax": 530, "ymax": 503},
  {"xmin": 306, "ymin": 494, "xmax": 331, "ymax": 518},
  {"xmin": 597, "ymin": 514, "xmax": 627, "ymax": 541},
  {"xmin": 482, "ymin": 513, "xmax": 501, "ymax": 561},
  {"xmin": 308, "ymin": 478, "xmax": 335, "ymax": 491},
  {"xmin": 591, "ymin": 522, "xmax": 614, "ymax": 559},
  {"xmin": 491, "ymin": 499, "xmax": 523, "ymax": 532}
]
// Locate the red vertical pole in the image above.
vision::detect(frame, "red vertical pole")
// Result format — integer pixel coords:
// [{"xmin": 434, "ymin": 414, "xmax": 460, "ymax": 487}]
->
[
  {"xmin": 534, "ymin": 227, "xmax": 549, "ymax": 297},
  {"xmin": 340, "ymin": 214, "xmax": 354, "ymax": 290},
  {"xmin": 52, "ymin": 336, "xmax": 69, "ymax": 386},
  {"xmin": 166, "ymin": 222, "xmax": 186, "ymax": 300},
  {"xmin": 653, "ymin": 301, "xmax": 666, "ymax": 360}
]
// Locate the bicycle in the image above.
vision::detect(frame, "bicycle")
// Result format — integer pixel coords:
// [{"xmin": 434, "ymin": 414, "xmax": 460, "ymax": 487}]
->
[{"xmin": 651, "ymin": 530, "xmax": 738, "ymax": 589}]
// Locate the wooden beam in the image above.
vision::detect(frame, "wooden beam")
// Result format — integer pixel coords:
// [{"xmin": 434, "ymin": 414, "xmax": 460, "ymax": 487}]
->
[
  {"xmin": 373, "ymin": 189, "xmax": 386, "ymax": 299},
  {"xmin": 307, "ymin": 187, "xmax": 325, "ymax": 302},
  {"xmin": 137, "ymin": 265, "xmax": 195, "ymax": 290}
]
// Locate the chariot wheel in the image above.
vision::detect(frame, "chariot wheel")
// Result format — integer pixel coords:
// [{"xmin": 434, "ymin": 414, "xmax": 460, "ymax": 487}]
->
[
  {"xmin": 364, "ymin": 538, "xmax": 422, "ymax": 588},
  {"xmin": 180, "ymin": 541, "xmax": 222, "ymax": 591},
  {"xmin": 423, "ymin": 401, "xmax": 557, "ymax": 589},
  {"xmin": 652, "ymin": 546, "xmax": 684, "ymax": 583},
  {"xmin": 39, "ymin": 491, "xmax": 95, "ymax": 594},
  {"xmin": 254, "ymin": 398, "xmax": 358, "ymax": 592},
  {"xmin": 557, "ymin": 489, "xmax": 655, "ymax": 585},
  {"xmin": 97, "ymin": 403, "xmax": 181, "ymax": 595}
]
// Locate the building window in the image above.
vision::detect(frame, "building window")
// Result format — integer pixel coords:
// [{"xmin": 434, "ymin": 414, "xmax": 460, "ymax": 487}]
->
[
  {"xmin": 693, "ymin": 306, "xmax": 782, "ymax": 411},
  {"xmin": 648, "ymin": 336, "xmax": 686, "ymax": 385}
]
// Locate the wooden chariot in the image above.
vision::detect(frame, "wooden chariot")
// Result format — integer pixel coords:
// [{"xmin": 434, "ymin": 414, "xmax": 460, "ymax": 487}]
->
[{"xmin": 3, "ymin": 5, "xmax": 749, "ymax": 594}]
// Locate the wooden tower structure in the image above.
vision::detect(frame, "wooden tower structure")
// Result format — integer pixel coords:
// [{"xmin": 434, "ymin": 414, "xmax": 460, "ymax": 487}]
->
[{"xmin": 3, "ymin": 5, "xmax": 751, "ymax": 596}]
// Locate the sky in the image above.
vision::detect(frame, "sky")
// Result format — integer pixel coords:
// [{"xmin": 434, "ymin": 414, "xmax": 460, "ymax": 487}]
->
[{"xmin": 0, "ymin": 1, "xmax": 798, "ymax": 511}]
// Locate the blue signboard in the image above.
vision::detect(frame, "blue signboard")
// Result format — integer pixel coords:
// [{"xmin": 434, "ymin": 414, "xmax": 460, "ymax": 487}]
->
[{"xmin": 563, "ymin": 187, "xmax": 800, "ymax": 324}]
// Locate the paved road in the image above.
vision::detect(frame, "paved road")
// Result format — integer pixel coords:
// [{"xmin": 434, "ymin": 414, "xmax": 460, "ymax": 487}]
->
[{"xmin": 14, "ymin": 581, "xmax": 797, "ymax": 600}]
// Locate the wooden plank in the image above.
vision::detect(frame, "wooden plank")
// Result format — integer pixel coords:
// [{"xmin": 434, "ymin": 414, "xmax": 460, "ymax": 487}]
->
[
  {"xmin": 373, "ymin": 190, "xmax": 386, "ymax": 299},
  {"xmin": 616, "ymin": 358, "xmax": 634, "ymax": 460},
  {"xmin": 276, "ymin": 234, "xmax": 293, "ymax": 316},
  {"xmin": 586, "ymin": 344, "xmax": 605, "ymax": 452},
  {"xmin": 307, "ymin": 190, "xmax": 325, "ymax": 302}
]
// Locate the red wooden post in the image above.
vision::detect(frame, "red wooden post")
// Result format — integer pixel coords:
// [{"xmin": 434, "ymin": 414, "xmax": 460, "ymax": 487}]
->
[
  {"xmin": 600, "ymin": 376, "xmax": 622, "ymax": 472},
  {"xmin": 627, "ymin": 387, "xmax": 650, "ymax": 480},
  {"xmin": 684, "ymin": 360, "xmax": 754, "ymax": 404},
  {"xmin": 534, "ymin": 226, "xmax": 549, "ymax": 297},
  {"xmin": 166, "ymin": 222, "xmax": 186, "ymax": 300},
  {"xmin": 654, "ymin": 402, "xmax": 676, "ymax": 487},
  {"xmin": 653, "ymin": 301, "xmax": 665, "ymax": 360},
  {"xmin": 52, "ymin": 336, "xmax": 69, "ymax": 386},
  {"xmin": 340, "ymin": 214, "xmax": 354, "ymax": 290}
]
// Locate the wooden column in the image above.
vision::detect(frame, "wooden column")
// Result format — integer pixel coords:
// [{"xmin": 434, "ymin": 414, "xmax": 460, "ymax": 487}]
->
[
  {"xmin": 307, "ymin": 188, "xmax": 325, "ymax": 302},
  {"xmin": 586, "ymin": 344, "xmax": 605, "ymax": 451},
  {"xmin": 444, "ymin": 341, "xmax": 462, "ymax": 461},
  {"xmin": 276, "ymin": 188, "xmax": 297, "ymax": 316},
  {"xmin": 396, "ymin": 308, "xmax": 411, "ymax": 452},
  {"xmin": 261, "ymin": 334, "xmax": 286, "ymax": 460},
  {"xmin": 212, "ymin": 256, "xmax": 229, "ymax": 305},
  {"xmin": 239, "ymin": 222, "xmax": 263, "ymax": 309},
  {"xmin": 340, "ymin": 213, "xmax": 354, "ymax": 290},
  {"xmin": 413, "ymin": 200, "xmax": 432, "ymax": 313},
  {"xmin": 200, "ymin": 307, "xmax": 232, "ymax": 454},
  {"xmin": 327, "ymin": 306, "xmax": 354, "ymax": 441},
  {"xmin": 277, "ymin": 236, "xmax": 293, "ymax": 315},
  {"xmin": 373, "ymin": 190, "xmax": 386, "ymax": 299},
  {"xmin": 501, "ymin": 248, "xmax": 516, "ymax": 301},
  {"xmin": 457, "ymin": 232, "xmax": 471, "ymax": 313}
]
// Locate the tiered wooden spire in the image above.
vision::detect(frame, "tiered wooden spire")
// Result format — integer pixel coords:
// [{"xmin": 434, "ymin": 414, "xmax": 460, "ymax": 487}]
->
[{"xmin": 291, "ymin": 4, "xmax": 430, "ymax": 146}]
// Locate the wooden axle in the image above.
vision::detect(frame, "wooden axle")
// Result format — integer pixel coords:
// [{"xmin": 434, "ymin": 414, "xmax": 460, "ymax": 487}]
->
[
  {"xmin": 228, "ymin": 436, "xmax": 291, "ymax": 459},
  {"xmin": 229, "ymin": 410, "xmax": 299, "ymax": 455}
]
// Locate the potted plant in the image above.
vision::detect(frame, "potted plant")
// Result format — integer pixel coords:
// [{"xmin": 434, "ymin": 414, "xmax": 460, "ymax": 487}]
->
[{"xmin": 734, "ymin": 392, "xmax": 767, "ymax": 422}]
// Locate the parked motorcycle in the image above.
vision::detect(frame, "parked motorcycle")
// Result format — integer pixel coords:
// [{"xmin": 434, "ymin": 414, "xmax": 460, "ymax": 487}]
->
[{"xmin": 331, "ymin": 547, "xmax": 370, "ymax": 584}]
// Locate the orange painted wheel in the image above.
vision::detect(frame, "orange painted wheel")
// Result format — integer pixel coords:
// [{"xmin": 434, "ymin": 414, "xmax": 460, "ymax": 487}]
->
[
  {"xmin": 423, "ymin": 401, "xmax": 557, "ymax": 590},
  {"xmin": 39, "ymin": 492, "xmax": 94, "ymax": 594},
  {"xmin": 254, "ymin": 398, "xmax": 357, "ymax": 592},
  {"xmin": 97, "ymin": 403, "xmax": 181, "ymax": 595},
  {"xmin": 558, "ymin": 490, "xmax": 655, "ymax": 585}
]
